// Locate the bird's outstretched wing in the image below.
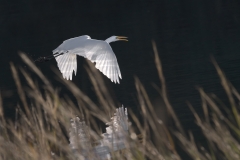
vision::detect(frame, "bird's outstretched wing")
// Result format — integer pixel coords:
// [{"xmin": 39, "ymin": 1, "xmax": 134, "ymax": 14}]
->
[
  {"xmin": 55, "ymin": 53, "xmax": 77, "ymax": 80},
  {"xmin": 80, "ymin": 40, "xmax": 122, "ymax": 84},
  {"xmin": 53, "ymin": 35, "xmax": 90, "ymax": 80},
  {"xmin": 93, "ymin": 50, "xmax": 122, "ymax": 84}
]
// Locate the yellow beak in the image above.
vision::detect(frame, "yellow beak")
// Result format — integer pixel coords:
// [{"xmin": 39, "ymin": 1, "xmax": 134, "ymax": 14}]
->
[{"xmin": 116, "ymin": 36, "xmax": 128, "ymax": 41}]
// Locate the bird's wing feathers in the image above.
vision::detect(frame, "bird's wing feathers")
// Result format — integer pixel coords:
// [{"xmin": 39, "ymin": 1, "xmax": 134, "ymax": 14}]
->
[
  {"xmin": 53, "ymin": 36, "xmax": 122, "ymax": 83},
  {"xmin": 55, "ymin": 53, "xmax": 77, "ymax": 80},
  {"xmin": 79, "ymin": 40, "xmax": 122, "ymax": 84},
  {"xmin": 93, "ymin": 48, "xmax": 122, "ymax": 84},
  {"xmin": 53, "ymin": 35, "xmax": 90, "ymax": 80}
]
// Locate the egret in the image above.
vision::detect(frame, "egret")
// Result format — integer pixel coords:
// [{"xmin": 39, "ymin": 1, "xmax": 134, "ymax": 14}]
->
[{"xmin": 34, "ymin": 35, "xmax": 128, "ymax": 83}]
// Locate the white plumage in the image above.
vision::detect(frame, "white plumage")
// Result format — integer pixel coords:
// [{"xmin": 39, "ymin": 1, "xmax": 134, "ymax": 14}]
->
[{"xmin": 52, "ymin": 35, "xmax": 127, "ymax": 84}]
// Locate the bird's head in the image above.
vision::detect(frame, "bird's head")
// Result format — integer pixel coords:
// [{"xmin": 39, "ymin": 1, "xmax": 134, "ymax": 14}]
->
[{"xmin": 105, "ymin": 36, "xmax": 128, "ymax": 43}]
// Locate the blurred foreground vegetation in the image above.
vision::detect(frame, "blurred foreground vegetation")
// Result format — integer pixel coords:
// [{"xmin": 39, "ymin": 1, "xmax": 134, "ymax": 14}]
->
[{"xmin": 0, "ymin": 43, "xmax": 240, "ymax": 160}]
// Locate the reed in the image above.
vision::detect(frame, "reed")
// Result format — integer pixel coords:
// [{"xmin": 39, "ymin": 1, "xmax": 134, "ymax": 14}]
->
[{"xmin": 0, "ymin": 43, "xmax": 239, "ymax": 160}]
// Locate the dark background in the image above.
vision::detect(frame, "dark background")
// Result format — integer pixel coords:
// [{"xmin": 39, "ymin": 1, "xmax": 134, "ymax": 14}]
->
[{"xmin": 1, "ymin": 0, "xmax": 240, "ymax": 157}]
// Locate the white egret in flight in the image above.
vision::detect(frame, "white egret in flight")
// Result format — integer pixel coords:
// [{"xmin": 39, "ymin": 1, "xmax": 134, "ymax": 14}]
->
[{"xmin": 35, "ymin": 35, "xmax": 128, "ymax": 84}]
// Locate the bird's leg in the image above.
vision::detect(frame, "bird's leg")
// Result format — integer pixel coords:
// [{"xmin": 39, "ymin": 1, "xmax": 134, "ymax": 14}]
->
[
  {"xmin": 44, "ymin": 52, "xmax": 63, "ymax": 60},
  {"xmin": 34, "ymin": 52, "xmax": 64, "ymax": 63},
  {"xmin": 46, "ymin": 52, "xmax": 65, "ymax": 59},
  {"xmin": 53, "ymin": 52, "xmax": 64, "ymax": 58}
]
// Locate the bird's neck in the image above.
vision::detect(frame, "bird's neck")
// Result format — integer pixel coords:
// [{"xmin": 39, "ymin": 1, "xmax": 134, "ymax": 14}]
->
[{"xmin": 105, "ymin": 37, "xmax": 116, "ymax": 43}]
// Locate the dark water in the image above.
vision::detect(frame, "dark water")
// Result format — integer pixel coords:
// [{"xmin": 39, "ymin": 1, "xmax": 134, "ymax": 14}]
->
[{"xmin": 1, "ymin": 0, "xmax": 240, "ymax": 158}]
